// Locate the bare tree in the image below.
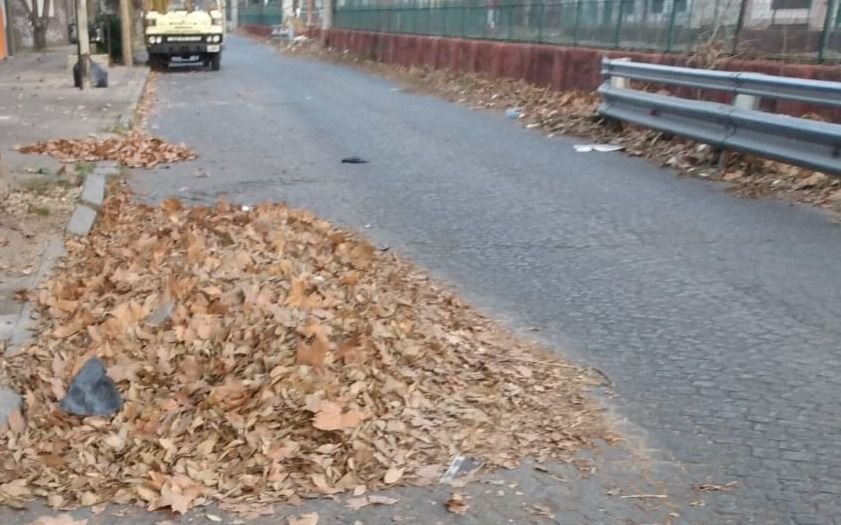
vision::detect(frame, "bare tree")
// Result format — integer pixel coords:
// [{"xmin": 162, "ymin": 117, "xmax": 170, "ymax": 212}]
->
[{"xmin": 20, "ymin": 0, "xmax": 53, "ymax": 50}]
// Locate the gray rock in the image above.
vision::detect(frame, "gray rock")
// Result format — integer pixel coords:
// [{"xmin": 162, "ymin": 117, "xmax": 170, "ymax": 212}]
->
[{"xmin": 59, "ymin": 357, "xmax": 122, "ymax": 416}]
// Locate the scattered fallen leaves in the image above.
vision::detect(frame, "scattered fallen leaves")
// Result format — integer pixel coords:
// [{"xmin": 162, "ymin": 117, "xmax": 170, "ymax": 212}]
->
[
  {"xmin": 279, "ymin": 40, "xmax": 841, "ymax": 214},
  {"xmin": 346, "ymin": 494, "xmax": 399, "ymax": 510},
  {"xmin": 288, "ymin": 512, "xmax": 319, "ymax": 525},
  {"xmin": 696, "ymin": 481, "xmax": 738, "ymax": 492},
  {"xmin": 529, "ymin": 504, "xmax": 555, "ymax": 519},
  {"xmin": 27, "ymin": 516, "xmax": 87, "ymax": 525},
  {"xmin": 0, "ymin": 191, "xmax": 605, "ymax": 512},
  {"xmin": 446, "ymin": 492, "xmax": 469, "ymax": 515},
  {"xmin": 16, "ymin": 131, "xmax": 196, "ymax": 168}
]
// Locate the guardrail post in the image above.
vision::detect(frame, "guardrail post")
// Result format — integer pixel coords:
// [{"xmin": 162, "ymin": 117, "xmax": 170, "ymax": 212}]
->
[
  {"xmin": 733, "ymin": 94, "xmax": 759, "ymax": 110},
  {"xmin": 608, "ymin": 57, "xmax": 631, "ymax": 89}
]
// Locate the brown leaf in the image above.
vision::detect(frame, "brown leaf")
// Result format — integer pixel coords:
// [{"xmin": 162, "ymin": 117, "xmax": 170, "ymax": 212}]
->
[
  {"xmin": 312, "ymin": 401, "xmax": 365, "ymax": 431},
  {"xmin": 27, "ymin": 516, "xmax": 88, "ymax": 525},
  {"xmin": 346, "ymin": 495, "xmax": 399, "ymax": 510},
  {"xmin": 296, "ymin": 333, "xmax": 329, "ymax": 368},
  {"xmin": 446, "ymin": 492, "xmax": 469, "ymax": 515},
  {"xmin": 7, "ymin": 409, "xmax": 24, "ymax": 434},
  {"xmin": 383, "ymin": 467, "xmax": 404, "ymax": 484},
  {"xmin": 287, "ymin": 513, "xmax": 319, "ymax": 525}
]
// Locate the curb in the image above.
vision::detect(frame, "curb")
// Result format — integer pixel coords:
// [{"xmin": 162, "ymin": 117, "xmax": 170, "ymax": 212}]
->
[
  {"xmin": 116, "ymin": 67, "xmax": 150, "ymax": 131},
  {"xmin": 0, "ymin": 66, "xmax": 147, "ymax": 428},
  {"xmin": 0, "ymin": 162, "xmax": 120, "ymax": 427}
]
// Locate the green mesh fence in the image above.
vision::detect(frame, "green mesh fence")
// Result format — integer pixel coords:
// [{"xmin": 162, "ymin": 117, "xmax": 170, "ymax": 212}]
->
[
  {"xmin": 239, "ymin": 4, "xmax": 283, "ymax": 27},
  {"xmin": 334, "ymin": 0, "xmax": 841, "ymax": 61}
]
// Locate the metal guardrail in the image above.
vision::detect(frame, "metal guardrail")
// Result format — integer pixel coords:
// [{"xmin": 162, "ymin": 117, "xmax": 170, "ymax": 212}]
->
[
  {"xmin": 602, "ymin": 60, "xmax": 841, "ymax": 109},
  {"xmin": 598, "ymin": 59, "xmax": 841, "ymax": 175}
]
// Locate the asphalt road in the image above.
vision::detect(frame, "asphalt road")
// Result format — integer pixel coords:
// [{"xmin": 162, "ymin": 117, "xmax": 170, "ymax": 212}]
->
[{"xmin": 129, "ymin": 35, "xmax": 841, "ymax": 525}]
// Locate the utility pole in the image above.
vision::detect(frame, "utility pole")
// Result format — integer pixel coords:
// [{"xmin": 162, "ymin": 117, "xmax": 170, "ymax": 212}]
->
[
  {"xmin": 306, "ymin": 0, "xmax": 314, "ymax": 27},
  {"xmin": 231, "ymin": 0, "xmax": 238, "ymax": 30},
  {"xmin": 120, "ymin": 0, "xmax": 132, "ymax": 66},
  {"xmin": 76, "ymin": 0, "xmax": 90, "ymax": 89}
]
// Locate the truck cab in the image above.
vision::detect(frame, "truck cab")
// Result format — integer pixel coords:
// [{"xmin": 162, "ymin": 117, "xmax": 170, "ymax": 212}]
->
[{"xmin": 144, "ymin": 0, "xmax": 225, "ymax": 71}]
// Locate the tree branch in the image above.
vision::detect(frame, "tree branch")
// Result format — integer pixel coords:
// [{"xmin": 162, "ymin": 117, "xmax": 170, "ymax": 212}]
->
[
  {"xmin": 41, "ymin": 0, "xmax": 52, "ymax": 21},
  {"xmin": 18, "ymin": 0, "xmax": 35, "ymax": 21}
]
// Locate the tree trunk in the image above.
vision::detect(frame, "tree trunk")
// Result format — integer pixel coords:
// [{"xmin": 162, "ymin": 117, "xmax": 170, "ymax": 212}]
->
[{"xmin": 32, "ymin": 21, "xmax": 48, "ymax": 50}]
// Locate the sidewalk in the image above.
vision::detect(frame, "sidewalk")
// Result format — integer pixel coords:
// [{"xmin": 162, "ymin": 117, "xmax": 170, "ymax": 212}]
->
[
  {"xmin": 0, "ymin": 46, "xmax": 148, "ymax": 173},
  {"xmin": 0, "ymin": 47, "xmax": 148, "ymax": 394}
]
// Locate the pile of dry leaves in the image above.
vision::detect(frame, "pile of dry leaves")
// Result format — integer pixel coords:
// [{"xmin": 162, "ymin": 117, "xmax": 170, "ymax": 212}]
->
[
  {"xmin": 0, "ymin": 190, "xmax": 605, "ymax": 512},
  {"xmin": 15, "ymin": 131, "xmax": 196, "ymax": 169},
  {"xmin": 277, "ymin": 40, "xmax": 841, "ymax": 212}
]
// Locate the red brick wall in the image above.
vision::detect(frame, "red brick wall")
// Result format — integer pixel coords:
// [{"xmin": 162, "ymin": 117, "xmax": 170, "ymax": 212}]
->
[{"xmin": 256, "ymin": 26, "xmax": 841, "ymax": 121}]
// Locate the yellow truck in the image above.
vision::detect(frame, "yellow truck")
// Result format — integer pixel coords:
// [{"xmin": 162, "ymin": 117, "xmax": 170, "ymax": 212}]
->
[{"xmin": 144, "ymin": 0, "xmax": 225, "ymax": 71}]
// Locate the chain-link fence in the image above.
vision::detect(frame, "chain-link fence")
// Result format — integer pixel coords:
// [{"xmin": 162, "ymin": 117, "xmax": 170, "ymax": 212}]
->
[
  {"xmin": 239, "ymin": 2, "xmax": 284, "ymax": 27},
  {"xmin": 334, "ymin": 0, "xmax": 841, "ymax": 61}
]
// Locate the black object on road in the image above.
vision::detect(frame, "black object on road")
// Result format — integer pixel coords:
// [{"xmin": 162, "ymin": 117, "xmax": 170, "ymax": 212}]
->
[
  {"xmin": 341, "ymin": 157, "xmax": 369, "ymax": 164},
  {"xmin": 59, "ymin": 357, "xmax": 123, "ymax": 417},
  {"xmin": 73, "ymin": 59, "xmax": 109, "ymax": 89}
]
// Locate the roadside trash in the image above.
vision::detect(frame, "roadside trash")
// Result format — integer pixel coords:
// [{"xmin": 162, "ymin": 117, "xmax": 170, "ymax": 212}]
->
[
  {"xmin": 146, "ymin": 302, "xmax": 174, "ymax": 326},
  {"xmin": 59, "ymin": 357, "xmax": 123, "ymax": 417},
  {"xmin": 341, "ymin": 157, "xmax": 369, "ymax": 164},
  {"xmin": 72, "ymin": 59, "xmax": 108, "ymax": 89},
  {"xmin": 505, "ymin": 108, "xmax": 522, "ymax": 119},
  {"xmin": 574, "ymin": 144, "xmax": 624, "ymax": 153},
  {"xmin": 241, "ymin": 205, "xmax": 253, "ymax": 212},
  {"xmin": 440, "ymin": 455, "xmax": 482, "ymax": 484}
]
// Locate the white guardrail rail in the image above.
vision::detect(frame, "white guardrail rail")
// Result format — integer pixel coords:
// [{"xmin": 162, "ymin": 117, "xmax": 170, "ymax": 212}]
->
[{"xmin": 598, "ymin": 58, "xmax": 841, "ymax": 175}]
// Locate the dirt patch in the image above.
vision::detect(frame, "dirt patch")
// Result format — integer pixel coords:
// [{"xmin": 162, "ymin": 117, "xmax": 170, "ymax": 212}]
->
[
  {"xmin": 0, "ymin": 163, "xmax": 82, "ymax": 326},
  {"xmin": 0, "ymin": 189, "xmax": 609, "ymax": 512},
  {"xmin": 271, "ymin": 38, "xmax": 841, "ymax": 215}
]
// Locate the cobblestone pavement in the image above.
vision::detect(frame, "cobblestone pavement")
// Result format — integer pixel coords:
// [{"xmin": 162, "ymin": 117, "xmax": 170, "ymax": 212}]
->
[{"xmin": 125, "ymin": 36, "xmax": 841, "ymax": 524}]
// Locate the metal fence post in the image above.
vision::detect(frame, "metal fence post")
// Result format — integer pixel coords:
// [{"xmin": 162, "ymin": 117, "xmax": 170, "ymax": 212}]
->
[
  {"xmin": 732, "ymin": 0, "xmax": 748, "ymax": 55},
  {"xmin": 537, "ymin": 0, "xmax": 546, "ymax": 42},
  {"xmin": 666, "ymin": 0, "xmax": 678, "ymax": 52},
  {"xmin": 818, "ymin": 0, "xmax": 837, "ymax": 63},
  {"xmin": 507, "ymin": 2, "xmax": 514, "ymax": 40},
  {"xmin": 573, "ymin": 0, "xmax": 582, "ymax": 44},
  {"xmin": 614, "ymin": 0, "xmax": 624, "ymax": 48}
]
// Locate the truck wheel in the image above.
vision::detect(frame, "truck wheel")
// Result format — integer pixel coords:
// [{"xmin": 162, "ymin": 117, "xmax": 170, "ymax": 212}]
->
[
  {"xmin": 149, "ymin": 55, "xmax": 166, "ymax": 72},
  {"xmin": 210, "ymin": 53, "xmax": 221, "ymax": 71}
]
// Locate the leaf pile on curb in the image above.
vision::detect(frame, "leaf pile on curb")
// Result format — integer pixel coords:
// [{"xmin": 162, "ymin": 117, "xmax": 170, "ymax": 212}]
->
[
  {"xmin": 16, "ymin": 131, "xmax": 196, "ymax": 169},
  {"xmin": 277, "ymin": 40, "xmax": 841, "ymax": 213},
  {"xmin": 0, "ymin": 191, "xmax": 606, "ymax": 512}
]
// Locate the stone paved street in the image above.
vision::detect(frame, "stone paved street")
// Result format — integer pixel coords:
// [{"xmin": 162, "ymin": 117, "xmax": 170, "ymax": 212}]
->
[
  {"xmin": 4, "ymin": 34, "xmax": 841, "ymax": 524},
  {"xmin": 129, "ymin": 35, "xmax": 841, "ymax": 524}
]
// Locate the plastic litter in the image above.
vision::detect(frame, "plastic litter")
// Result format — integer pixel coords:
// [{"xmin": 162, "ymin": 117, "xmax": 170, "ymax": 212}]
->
[{"xmin": 574, "ymin": 144, "xmax": 624, "ymax": 153}]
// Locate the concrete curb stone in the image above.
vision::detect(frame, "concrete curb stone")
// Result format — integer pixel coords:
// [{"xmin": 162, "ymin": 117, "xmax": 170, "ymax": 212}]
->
[
  {"xmin": 0, "ymin": 64, "xmax": 148, "ymax": 428},
  {"xmin": 116, "ymin": 67, "xmax": 150, "ymax": 131},
  {"xmin": 66, "ymin": 204, "xmax": 98, "ymax": 237},
  {"xmin": 80, "ymin": 172, "xmax": 106, "ymax": 209}
]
